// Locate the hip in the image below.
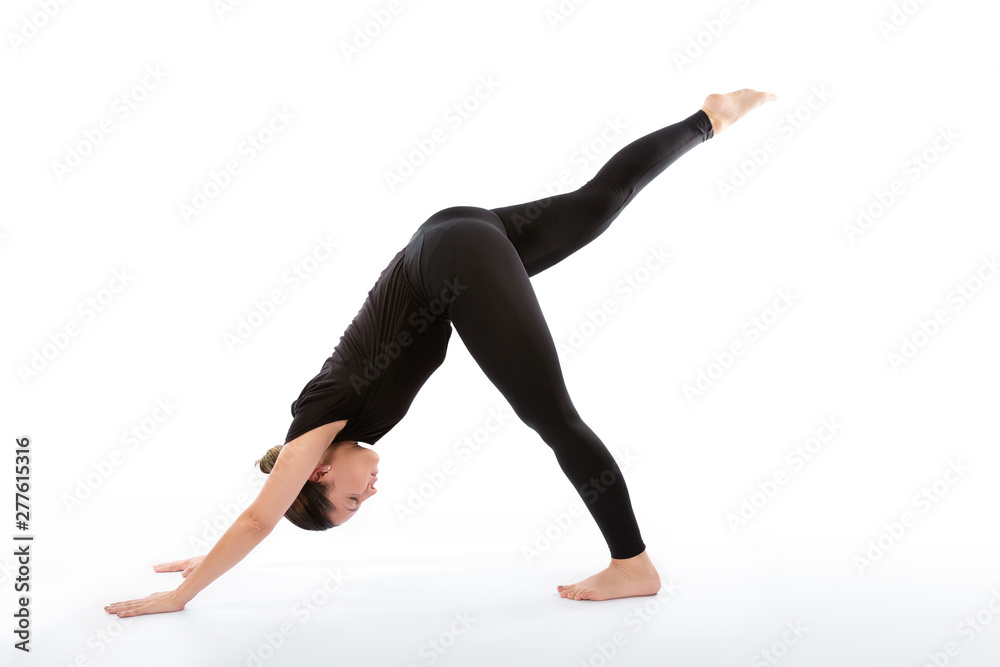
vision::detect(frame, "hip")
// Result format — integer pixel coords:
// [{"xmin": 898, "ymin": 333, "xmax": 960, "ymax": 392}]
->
[{"xmin": 402, "ymin": 205, "xmax": 510, "ymax": 304}]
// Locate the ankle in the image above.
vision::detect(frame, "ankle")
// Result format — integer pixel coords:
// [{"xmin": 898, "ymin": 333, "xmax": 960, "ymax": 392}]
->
[
  {"xmin": 700, "ymin": 107, "xmax": 722, "ymax": 135},
  {"xmin": 610, "ymin": 549, "xmax": 652, "ymax": 568}
]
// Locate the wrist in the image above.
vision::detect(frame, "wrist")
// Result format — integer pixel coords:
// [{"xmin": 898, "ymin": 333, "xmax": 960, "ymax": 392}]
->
[{"xmin": 173, "ymin": 581, "xmax": 197, "ymax": 605}]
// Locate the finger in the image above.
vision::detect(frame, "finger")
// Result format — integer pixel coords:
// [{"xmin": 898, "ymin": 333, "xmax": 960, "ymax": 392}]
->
[
  {"xmin": 105, "ymin": 600, "xmax": 139, "ymax": 609},
  {"xmin": 115, "ymin": 607, "xmax": 145, "ymax": 618},
  {"xmin": 106, "ymin": 604, "xmax": 137, "ymax": 613},
  {"xmin": 107, "ymin": 598, "xmax": 157, "ymax": 615},
  {"xmin": 117, "ymin": 601, "xmax": 171, "ymax": 618},
  {"xmin": 105, "ymin": 599, "xmax": 148, "ymax": 611},
  {"xmin": 153, "ymin": 561, "xmax": 182, "ymax": 571}
]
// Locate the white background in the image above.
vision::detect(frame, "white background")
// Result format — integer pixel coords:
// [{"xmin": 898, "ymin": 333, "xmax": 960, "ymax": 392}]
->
[{"xmin": 2, "ymin": 0, "xmax": 998, "ymax": 665}]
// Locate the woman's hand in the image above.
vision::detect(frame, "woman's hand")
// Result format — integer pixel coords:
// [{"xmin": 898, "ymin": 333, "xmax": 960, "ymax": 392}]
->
[
  {"xmin": 153, "ymin": 555, "xmax": 206, "ymax": 578},
  {"xmin": 104, "ymin": 590, "xmax": 186, "ymax": 618},
  {"xmin": 102, "ymin": 556, "xmax": 204, "ymax": 617}
]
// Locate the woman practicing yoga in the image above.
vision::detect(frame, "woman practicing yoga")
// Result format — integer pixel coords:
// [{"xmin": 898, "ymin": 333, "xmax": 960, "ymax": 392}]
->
[{"xmin": 105, "ymin": 88, "xmax": 776, "ymax": 617}]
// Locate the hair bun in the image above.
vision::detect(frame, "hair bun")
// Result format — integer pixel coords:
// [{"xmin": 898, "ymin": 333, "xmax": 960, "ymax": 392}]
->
[{"xmin": 255, "ymin": 444, "xmax": 284, "ymax": 474}]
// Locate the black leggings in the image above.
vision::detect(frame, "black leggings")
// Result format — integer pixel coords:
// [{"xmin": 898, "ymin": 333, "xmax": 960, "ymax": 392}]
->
[{"xmin": 404, "ymin": 108, "xmax": 714, "ymax": 559}]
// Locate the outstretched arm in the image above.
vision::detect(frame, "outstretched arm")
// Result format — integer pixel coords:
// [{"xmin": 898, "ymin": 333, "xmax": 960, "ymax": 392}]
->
[{"xmin": 104, "ymin": 420, "xmax": 346, "ymax": 618}]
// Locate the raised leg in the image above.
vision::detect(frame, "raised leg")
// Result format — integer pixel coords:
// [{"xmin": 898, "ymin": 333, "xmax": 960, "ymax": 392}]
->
[{"xmin": 489, "ymin": 108, "xmax": 714, "ymax": 277}]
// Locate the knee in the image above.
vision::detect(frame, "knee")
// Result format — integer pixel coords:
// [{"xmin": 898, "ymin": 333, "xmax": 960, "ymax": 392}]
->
[
  {"xmin": 581, "ymin": 176, "xmax": 629, "ymax": 217},
  {"xmin": 515, "ymin": 401, "xmax": 584, "ymax": 439}
]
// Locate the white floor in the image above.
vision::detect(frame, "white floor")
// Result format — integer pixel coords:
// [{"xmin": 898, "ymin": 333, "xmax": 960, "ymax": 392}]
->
[{"xmin": 27, "ymin": 539, "xmax": 1000, "ymax": 667}]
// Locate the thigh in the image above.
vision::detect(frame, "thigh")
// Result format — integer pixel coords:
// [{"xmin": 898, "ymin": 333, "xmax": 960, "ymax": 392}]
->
[
  {"xmin": 489, "ymin": 179, "xmax": 625, "ymax": 278},
  {"xmin": 429, "ymin": 220, "xmax": 578, "ymax": 428}
]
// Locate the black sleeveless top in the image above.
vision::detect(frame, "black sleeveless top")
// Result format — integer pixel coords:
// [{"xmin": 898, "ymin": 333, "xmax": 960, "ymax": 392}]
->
[{"xmin": 283, "ymin": 247, "xmax": 453, "ymax": 445}]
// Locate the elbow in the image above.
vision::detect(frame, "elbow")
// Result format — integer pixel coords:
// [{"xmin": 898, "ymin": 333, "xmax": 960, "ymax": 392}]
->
[{"xmin": 244, "ymin": 512, "xmax": 275, "ymax": 534}]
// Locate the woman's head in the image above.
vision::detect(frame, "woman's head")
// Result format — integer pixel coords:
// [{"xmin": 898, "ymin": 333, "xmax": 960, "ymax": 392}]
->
[{"xmin": 255, "ymin": 440, "xmax": 379, "ymax": 530}]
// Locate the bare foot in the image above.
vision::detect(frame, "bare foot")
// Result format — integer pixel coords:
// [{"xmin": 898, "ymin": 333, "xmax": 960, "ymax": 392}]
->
[
  {"xmin": 556, "ymin": 550, "xmax": 661, "ymax": 601},
  {"xmin": 700, "ymin": 88, "xmax": 778, "ymax": 135}
]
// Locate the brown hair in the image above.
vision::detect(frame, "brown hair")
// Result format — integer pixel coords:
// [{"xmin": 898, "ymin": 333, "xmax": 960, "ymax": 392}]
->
[{"xmin": 255, "ymin": 444, "xmax": 337, "ymax": 530}]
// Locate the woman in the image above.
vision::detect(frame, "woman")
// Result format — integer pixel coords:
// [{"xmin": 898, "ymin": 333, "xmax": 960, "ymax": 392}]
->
[{"xmin": 105, "ymin": 88, "xmax": 776, "ymax": 617}]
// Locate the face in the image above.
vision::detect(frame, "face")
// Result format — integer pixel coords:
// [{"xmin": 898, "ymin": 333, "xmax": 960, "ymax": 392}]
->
[{"xmin": 311, "ymin": 441, "xmax": 380, "ymax": 527}]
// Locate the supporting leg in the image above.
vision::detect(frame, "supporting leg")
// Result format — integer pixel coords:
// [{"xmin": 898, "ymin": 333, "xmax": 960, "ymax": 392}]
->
[{"xmin": 435, "ymin": 221, "xmax": 647, "ymax": 560}]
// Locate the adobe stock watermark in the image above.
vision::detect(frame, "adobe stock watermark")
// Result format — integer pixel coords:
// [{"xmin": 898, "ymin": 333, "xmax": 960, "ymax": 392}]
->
[
  {"xmin": 187, "ymin": 467, "xmax": 265, "ymax": 552},
  {"xmin": 51, "ymin": 65, "xmax": 168, "ymax": 183},
  {"xmin": 340, "ymin": 0, "xmax": 417, "ymax": 63},
  {"xmin": 348, "ymin": 276, "xmax": 466, "ymax": 392},
  {"xmin": 16, "ymin": 268, "xmax": 134, "ymax": 386},
  {"xmin": 853, "ymin": 459, "xmax": 970, "ymax": 575},
  {"xmin": 499, "ymin": 116, "xmax": 630, "ymax": 245},
  {"xmin": 384, "ymin": 75, "xmax": 501, "ymax": 192},
  {"xmin": 917, "ymin": 588, "xmax": 1000, "ymax": 667},
  {"xmin": 556, "ymin": 245, "xmax": 672, "ymax": 357},
  {"xmin": 682, "ymin": 288, "xmax": 798, "ymax": 405},
  {"xmin": 178, "ymin": 106, "xmax": 295, "ymax": 223},
  {"xmin": 671, "ymin": 0, "xmax": 755, "ymax": 73},
  {"xmin": 58, "ymin": 615, "xmax": 137, "ymax": 667},
  {"xmin": 61, "ymin": 397, "xmax": 179, "ymax": 513},
  {"xmin": 496, "ymin": 112, "xmax": 631, "ymax": 239},
  {"xmin": 544, "ymin": 0, "xmax": 593, "ymax": 31},
  {"xmin": 213, "ymin": 0, "xmax": 250, "ymax": 20},
  {"xmin": 575, "ymin": 581, "xmax": 680, "ymax": 666},
  {"xmin": 876, "ymin": 0, "xmax": 933, "ymax": 40},
  {"xmin": 726, "ymin": 417, "xmax": 844, "ymax": 534},
  {"xmin": 843, "ymin": 125, "xmax": 959, "ymax": 245},
  {"xmin": 716, "ymin": 84, "xmax": 833, "ymax": 202},
  {"xmin": 521, "ymin": 447, "xmax": 638, "ymax": 564},
  {"xmin": 394, "ymin": 405, "xmax": 514, "ymax": 524},
  {"xmin": 7, "ymin": 0, "xmax": 73, "ymax": 53},
  {"xmin": 886, "ymin": 254, "xmax": 997, "ymax": 372},
  {"xmin": 751, "ymin": 621, "xmax": 809, "ymax": 667},
  {"xmin": 530, "ymin": 116, "xmax": 630, "ymax": 199},
  {"xmin": 405, "ymin": 610, "xmax": 477, "ymax": 667},
  {"xmin": 235, "ymin": 568, "xmax": 351, "ymax": 667},
  {"xmin": 223, "ymin": 235, "xmax": 339, "ymax": 352}
]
